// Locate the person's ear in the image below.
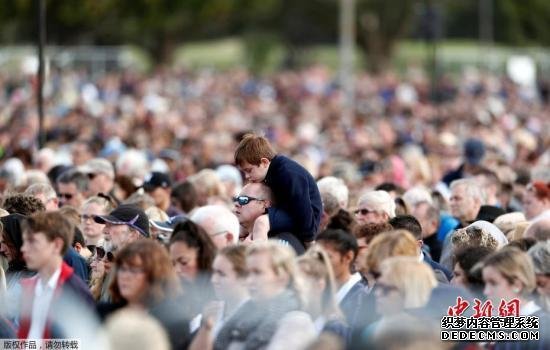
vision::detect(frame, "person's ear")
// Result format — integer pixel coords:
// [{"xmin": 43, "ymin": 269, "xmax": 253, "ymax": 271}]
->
[
  {"xmin": 417, "ymin": 240, "xmax": 424, "ymax": 248},
  {"xmin": 260, "ymin": 158, "xmax": 271, "ymax": 168},
  {"xmin": 74, "ymin": 242, "xmax": 83, "ymax": 253},
  {"xmin": 343, "ymin": 250, "xmax": 354, "ymax": 265},
  {"xmin": 53, "ymin": 237, "xmax": 65, "ymax": 255}
]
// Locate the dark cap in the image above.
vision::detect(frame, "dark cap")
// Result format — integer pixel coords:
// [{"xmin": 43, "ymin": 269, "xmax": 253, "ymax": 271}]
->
[
  {"xmin": 464, "ymin": 138, "xmax": 485, "ymax": 165},
  {"xmin": 142, "ymin": 172, "xmax": 172, "ymax": 192},
  {"xmin": 94, "ymin": 204, "xmax": 150, "ymax": 237}
]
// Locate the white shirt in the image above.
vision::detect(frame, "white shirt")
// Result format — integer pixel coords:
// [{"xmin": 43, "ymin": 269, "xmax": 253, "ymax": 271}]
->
[
  {"xmin": 336, "ymin": 272, "xmax": 362, "ymax": 304},
  {"xmin": 27, "ymin": 266, "xmax": 62, "ymax": 339}
]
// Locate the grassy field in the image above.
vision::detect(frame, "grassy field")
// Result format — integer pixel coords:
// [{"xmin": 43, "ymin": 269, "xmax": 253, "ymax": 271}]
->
[{"xmin": 174, "ymin": 37, "xmax": 550, "ymax": 75}]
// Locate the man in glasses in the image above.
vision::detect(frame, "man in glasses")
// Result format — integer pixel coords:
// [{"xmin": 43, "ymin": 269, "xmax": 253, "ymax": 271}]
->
[
  {"xmin": 93, "ymin": 204, "xmax": 150, "ymax": 302},
  {"xmin": 354, "ymin": 190, "xmax": 396, "ymax": 225},
  {"xmin": 56, "ymin": 169, "xmax": 89, "ymax": 208},
  {"xmin": 233, "ymin": 182, "xmax": 305, "ymax": 254},
  {"xmin": 234, "ymin": 134, "xmax": 322, "ymax": 248},
  {"xmin": 80, "ymin": 158, "xmax": 118, "ymax": 204}
]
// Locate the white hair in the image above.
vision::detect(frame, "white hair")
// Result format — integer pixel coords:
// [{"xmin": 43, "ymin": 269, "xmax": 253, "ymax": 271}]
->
[
  {"xmin": 116, "ymin": 149, "xmax": 150, "ymax": 184},
  {"xmin": 191, "ymin": 205, "xmax": 240, "ymax": 244},
  {"xmin": 402, "ymin": 186, "xmax": 433, "ymax": 208},
  {"xmin": 317, "ymin": 176, "xmax": 349, "ymax": 209},
  {"xmin": 450, "ymin": 178, "xmax": 486, "ymax": 204},
  {"xmin": 24, "ymin": 183, "xmax": 57, "ymax": 200},
  {"xmin": 357, "ymin": 190, "xmax": 396, "ymax": 218}
]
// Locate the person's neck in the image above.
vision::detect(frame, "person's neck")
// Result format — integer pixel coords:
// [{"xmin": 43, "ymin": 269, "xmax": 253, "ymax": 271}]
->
[
  {"xmin": 38, "ymin": 256, "xmax": 62, "ymax": 283},
  {"xmin": 242, "ymin": 221, "xmax": 254, "ymax": 234},
  {"xmin": 337, "ymin": 272, "xmax": 352, "ymax": 289}
]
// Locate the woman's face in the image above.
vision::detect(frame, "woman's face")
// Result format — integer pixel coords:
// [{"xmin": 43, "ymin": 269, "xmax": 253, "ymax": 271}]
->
[
  {"xmin": 117, "ymin": 257, "xmax": 148, "ymax": 304},
  {"xmin": 246, "ymin": 252, "xmax": 288, "ymax": 301},
  {"xmin": 522, "ymin": 191, "xmax": 548, "ymax": 220},
  {"xmin": 211, "ymin": 255, "xmax": 247, "ymax": 301},
  {"xmin": 374, "ymin": 271, "xmax": 403, "ymax": 317},
  {"xmin": 451, "ymin": 263, "xmax": 468, "ymax": 288},
  {"xmin": 482, "ymin": 265, "xmax": 520, "ymax": 302},
  {"xmin": 169, "ymin": 241, "xmax": 198, "ymax": 282},
  {"xmin": 80, "ymin": 203, "xmax": 106, "ymax": 241}
]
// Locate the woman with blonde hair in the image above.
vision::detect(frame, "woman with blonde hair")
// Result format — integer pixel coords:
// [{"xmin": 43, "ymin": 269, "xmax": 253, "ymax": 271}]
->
[
  {"xmin": 212, "ymin": 241, "xmax": 315, "ymax": 350},
  {"xmin": 362, "ymin": 256, "xmax": 437, "ymax": 345},
  {"xmin": 297, "ymin": 246, "xmax": 348, "ymax": 341},
  {"xmin": 482, "ymin": 247, "xmax": 550, "ymax": 348},
  {"xmin": 188, "ymin": 169, "xmax": 227, "ymax": 206},
  {"xmin": 482, "ymin": 247, "xmax": 543, "ymax": 315},
  {"xmin": 80, "ymin": 195, "xmax": 114, "ymax": 253}
]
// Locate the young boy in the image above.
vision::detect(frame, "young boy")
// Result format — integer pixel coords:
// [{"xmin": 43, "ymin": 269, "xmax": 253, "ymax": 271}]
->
[
  {"xmin": 234, "ymin": 134, "xmax": 322, "ymax": 246},
  {"xmin": 18, "ymin": 211, "xmax": 94, "ymax": 339}
]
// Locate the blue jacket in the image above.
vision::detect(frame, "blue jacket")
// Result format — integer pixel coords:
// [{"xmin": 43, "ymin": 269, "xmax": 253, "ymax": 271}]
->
[{"xmin": 264, "ymin": 155, "xmax": 323, "ymax": 243}]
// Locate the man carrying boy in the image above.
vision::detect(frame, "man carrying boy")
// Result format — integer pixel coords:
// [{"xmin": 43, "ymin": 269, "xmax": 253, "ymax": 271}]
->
[
  {"xmin": 18, "ymin": 211, "xmax": 94, "ymax": 339},
  {"xmin": 234, "ymin": 134, "xmax": 322, "ymax": 247}
]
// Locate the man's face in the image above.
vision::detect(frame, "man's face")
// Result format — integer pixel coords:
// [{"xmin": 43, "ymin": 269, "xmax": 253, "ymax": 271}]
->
[
  {"xmin": 88, "ymin": 173, "xmax": 111, "ymax": 195},
  {"xmin": 411, "ymin": 203, "xmax": 436, "ymax": 236},
  {"xmin": 238, "ymin": 160, "xmax": 269, "ymax": 183},
  {"xmin": 103, "ymin": 223, "xmax": 135, "ymax": 251},
  {"xmin": 34, "ymin": 193, "xmax": 59, "ymax": 211},
  {"xmin": 450, "ymin": 185, "xmax": 479, "ymax": 223},
  {"xmin": 234, "ymin": 185, "xmax": 269, "ymax": 227},
  {"xmin": 147, "ymin": 187, "xmax": 171, "ymax": 211},
  {"xmin": 21, "ymin": 231, "xmax": 61, "ymax": 271},
  {"xmin": 57, "ymin": 182, "xmax": 84, "ymax": 208}
]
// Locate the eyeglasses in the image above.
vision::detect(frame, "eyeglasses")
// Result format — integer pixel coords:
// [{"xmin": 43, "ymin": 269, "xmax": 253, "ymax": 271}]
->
[
  {"xmin": 95, "ymin": 247, "xmax": 114, "ymax": 262},
  {"xmin": 233, "ymin": 195, "xmax": 264, "ymax": 206},
  {"xmin": 58, "ymin": 193, "xmax": 74, "ymax": 200},
  {"xmin": 354, "ymin": 208, "xmax": 375, "ymax": 216},
  {"xmin": 375, "ymin": 283, "xmax": 398, "ymax": 296}
]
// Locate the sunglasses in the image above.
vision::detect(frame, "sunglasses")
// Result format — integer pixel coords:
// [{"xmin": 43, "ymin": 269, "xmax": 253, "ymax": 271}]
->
[
  {"xmin": 95, "ymin": 247, "xmax": 114, "ymax": 262},
  {"xmin": 354, "ymin": 208, "xmax": 375, "ymax": 216},
  {"xmin": 58, "ymin": 193, "xmax": 74, "ymax": 200},
  {"xmin": 233, "ymin": 195, "xmax": 264, "ymax": 206}
]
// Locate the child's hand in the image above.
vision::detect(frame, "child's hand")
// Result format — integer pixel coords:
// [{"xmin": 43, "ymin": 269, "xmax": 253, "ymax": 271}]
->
[{"xmin": 251, "ymin": 214, "xmax": 270, "ymax": 241}]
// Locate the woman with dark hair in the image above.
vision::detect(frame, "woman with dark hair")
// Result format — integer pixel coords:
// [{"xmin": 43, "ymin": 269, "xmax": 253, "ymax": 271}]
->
[
  {"xmin": 0, "ymin": 214, "xmax": 34, "ymax": 325},
  {"xmin": 168, "ymin": 220, "xmax": 217, "ymax": 332},
  {"xmin": 451, "ymin": 246, "xmax": 494, "ymax": 296},
  {"xmin": 98, "ymin": 239, "xmax": 191, "ymax": 350}
]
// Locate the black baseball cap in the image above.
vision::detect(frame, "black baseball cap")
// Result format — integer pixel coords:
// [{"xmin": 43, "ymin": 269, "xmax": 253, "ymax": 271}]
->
[
  {"xmin": 94, "ymin": 204, "xmax": 150, "ymax": 238},
  {"xmin": 142, "ymin": 172, "xmax": 172, "ymax": 192}
]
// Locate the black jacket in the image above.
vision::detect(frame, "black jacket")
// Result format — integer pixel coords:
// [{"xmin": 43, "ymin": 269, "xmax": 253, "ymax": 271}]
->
[{"xmin": 264, "ymin": 155, "xmax": 322, "ymax": 243}]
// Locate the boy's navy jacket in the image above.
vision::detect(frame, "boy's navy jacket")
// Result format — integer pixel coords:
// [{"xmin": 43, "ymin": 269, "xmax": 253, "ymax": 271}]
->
[{"xmin": 264, "ymin": 155, "xmax": 322, "ymax": 243}]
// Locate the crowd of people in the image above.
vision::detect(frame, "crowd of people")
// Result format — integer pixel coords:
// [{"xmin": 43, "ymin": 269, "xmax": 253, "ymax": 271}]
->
[{"xmin": 0, "ymin": 65, "xmax": 549, "ymax": 349}]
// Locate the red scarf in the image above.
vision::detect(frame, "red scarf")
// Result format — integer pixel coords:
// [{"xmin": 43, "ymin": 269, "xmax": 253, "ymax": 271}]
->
[{"xmin": 17, "ymin": 262, "xmax": 74, "ymax": 339}]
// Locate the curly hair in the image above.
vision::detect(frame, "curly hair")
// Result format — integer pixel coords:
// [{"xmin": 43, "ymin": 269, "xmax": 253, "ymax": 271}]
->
[
  {"xmin": 1, "ymin": 194, "xmax": 45, "ymax": 216},
  {"xmin": 452, "ymin": 226, "xmax": 498, "ymax": 251},
  {"xmin": 111, "ymin": 240, "xmax": 182, "ymax": 305}
]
